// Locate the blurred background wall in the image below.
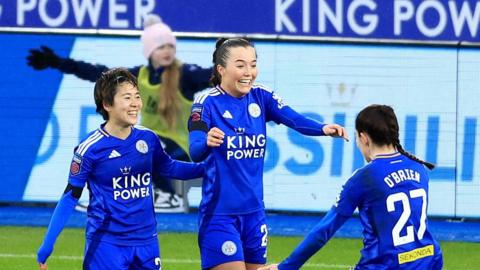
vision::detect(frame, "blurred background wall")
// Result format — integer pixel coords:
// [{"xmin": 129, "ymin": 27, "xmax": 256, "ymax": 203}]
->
[{"xmin": 0, "ymin": 0, "xmax": 479, "ymax": 218}]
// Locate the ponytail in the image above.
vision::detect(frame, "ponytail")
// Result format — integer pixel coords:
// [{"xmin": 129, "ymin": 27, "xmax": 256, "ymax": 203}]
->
[
  {"xmin": 394, "ymin": 140, "xmax": 435, "ymax": 170},
  {"xmin": 210, "ymin": 38, "xmax": 228, "ymax": 86},
  {"xmin": 157, "ymin": 59, "xmax": 182, "ymax": 129}
]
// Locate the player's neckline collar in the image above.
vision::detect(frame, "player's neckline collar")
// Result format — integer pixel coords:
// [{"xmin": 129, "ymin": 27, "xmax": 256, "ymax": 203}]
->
[
  {"xmin": 373, "ymin": 152, "xmax": 400, "ymax": 159},
  {"xmin": 99, "ymin": 123, "xmax": 134, "ymax": 140},
  {"xmin": 215, "ymin": 85, "xmax": 226, "ymax": 94},
  {"xmin": 216, "ymin": 85, "xmax": 248, "ymax": 100}
]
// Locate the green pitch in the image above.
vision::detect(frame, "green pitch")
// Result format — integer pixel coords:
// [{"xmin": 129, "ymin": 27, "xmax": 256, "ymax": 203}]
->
[{"xmin": 1, "ymin": 226, "xmax": 479, "ymax": 270}]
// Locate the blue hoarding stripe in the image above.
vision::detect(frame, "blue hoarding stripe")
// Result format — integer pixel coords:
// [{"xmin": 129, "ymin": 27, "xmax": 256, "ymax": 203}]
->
[
  {"xmin": 1, "ymin": 0, "xmax": 478, "ymax": 43},
  {"xmin": 0, "ymin": 34, "xmax": 75, "ymax": 201}
]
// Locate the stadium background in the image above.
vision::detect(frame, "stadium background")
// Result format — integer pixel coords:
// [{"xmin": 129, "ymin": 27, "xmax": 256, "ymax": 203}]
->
[
  {"xmin": 1, "ymin": 0, "xmax": 479, "ymax": 217},
  {"xmin": 0, "ymin": 1, "xmax": 479, "ymax": 268}
]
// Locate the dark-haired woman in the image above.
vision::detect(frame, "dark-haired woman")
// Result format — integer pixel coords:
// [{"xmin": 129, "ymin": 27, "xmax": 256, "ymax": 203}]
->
[
  {"xmin": 188, "ymin": 38, "xmax": 348, "ymax": 270},
  {"xmin": 260, "ymin": 104, "xmax": 443, "ymax": 270},
  {"xmin": 37, "ymin": 68, "xmax": 204, "ymax": 270}
]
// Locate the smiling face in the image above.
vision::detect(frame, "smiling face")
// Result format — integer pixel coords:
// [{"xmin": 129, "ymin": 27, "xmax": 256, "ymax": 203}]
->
[
  {"xmin": 150, "ymin": 44, "xmax": 176, "ymax": 68},
  {"xmin": 217, "ymin": 46, "xmax": 257, "ymax": 97},
  {"xmin": 104, "ymin": 82, "xmax": 142, "ymax": 127}
]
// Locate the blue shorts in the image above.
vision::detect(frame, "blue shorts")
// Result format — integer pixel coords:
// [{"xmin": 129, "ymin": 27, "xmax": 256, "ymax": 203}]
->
[
  {"xmin": 83, "ymin": 239, "xmax": 161, "ymax": 270},
  {"xmin": 198, "ymin": 210, "xmax": 268, "ymax": 269}
]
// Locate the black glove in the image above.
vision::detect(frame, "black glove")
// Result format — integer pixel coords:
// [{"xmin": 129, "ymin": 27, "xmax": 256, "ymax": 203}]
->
[{"xmin": 27, "ymin": 46, "xmax": 61, "ymax": 70}]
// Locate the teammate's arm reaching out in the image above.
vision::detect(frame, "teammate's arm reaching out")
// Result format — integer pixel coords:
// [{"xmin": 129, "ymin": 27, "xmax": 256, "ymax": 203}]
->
[
  {"xmin": 264, "ymin": 91, "xmax": 349, "ymax": 141},
  {"xmin": 37, "ymin": 184, "xmax": 84, "ymax": 270}
]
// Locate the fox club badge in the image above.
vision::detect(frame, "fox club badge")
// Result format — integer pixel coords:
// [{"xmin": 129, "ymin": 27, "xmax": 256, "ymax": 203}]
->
[
  {"xmin": 136, "ymin": 140, "xmax": 148, "ymax": 154},
  {"xmin": 248, "ymin": 103, "xmax": 261, "ymax": 118},
  {"xmin": 221, "ymin": 240, "xmax": 237, "ymax": 256}
]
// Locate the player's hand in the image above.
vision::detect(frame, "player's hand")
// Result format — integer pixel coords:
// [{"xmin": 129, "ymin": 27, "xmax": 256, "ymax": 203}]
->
[
  {"xmin": 322, "ymin": 124, "xmax": 349, "ymax": 142},
  {"xmin": 37, "ymin": 242, "xmax": 53, "ymax": 267},
  {"xmin": 207, "ymin": 127, "xmax": 225, "ymax": 147},
  {"xmin": 27, "ymin": 46, "xmax": 61, "ymax": 70},
  {"xmin": 38, "ymin": 262, "xmax": 48, "ymax": 270},
  {"xmin": 257, "ymin": 264, "xmax": 279, "ymax": 270}
]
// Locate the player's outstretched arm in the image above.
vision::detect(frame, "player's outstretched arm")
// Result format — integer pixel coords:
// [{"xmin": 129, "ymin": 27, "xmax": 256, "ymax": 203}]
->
[
  {"xmin": 37, "ymin": 184, "xmax": 82, "ymax": 266},
  {"xmin": 26, "ymin": 45, "xmax": 112, "ymax": 82},
  {"xmin": 154, "ymin": 137, "xmax": 205, "ymax": 179},
  {"xmin": 27, "ymin": 46, "xmax": 61, "ymax": 71},
  {"xmin": 160, "ymin": 158, "xmax": 205, "ymax": 180},
  {"xmin": 272, "ymin": 209, "xmax": 349, "ymax": 270},
  {"xmin": 268, "ymin": 104, "xmax": 349, "ymax": 141}
]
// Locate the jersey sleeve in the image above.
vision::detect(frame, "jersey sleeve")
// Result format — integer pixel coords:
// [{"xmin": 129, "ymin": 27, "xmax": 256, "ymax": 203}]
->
[
  {"xmin": 67, "ymin": 147, "xmax": 93, "ymax": 188},
  {"xmin": 333, "ymin": 169, "xmax": 365, "ymax": 217},
  {"xmin": 152, "ymin": 136, "xmax": 205, "ymax": 179},
  {"xmin": 38, "ymin": 147, "xmax": 87, "ymax": 264},
  {"xmin": 57, "ymin": 58, "xmax": 141, "ymax": 82},
  {"xmin": 188, "ymin": 94, "xmax": 212, "ymax": 162},
  {"xmin": 188, "ymin": 94, "xmax": 212, "ymax": 132},
  {"xmin": 262, "ymin": 88, "xmax": 325, "ymax": 136},
  {"xmin": 37, "ymin": 188, "xmax": 78, "ymax": 264},
  {"xmin": 278, "ymin": 208, "xmax": 349, "ymax": 270},
  {"xmin": 277, "ymin": 170, "xmax": 365, "ymax": 269},
  {"xmin": 57, "ymin": 58, "xmax": 108, "ymax": 82}
]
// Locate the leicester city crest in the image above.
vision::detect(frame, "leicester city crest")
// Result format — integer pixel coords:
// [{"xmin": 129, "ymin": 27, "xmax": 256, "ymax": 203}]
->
[
  {"xmin": 248, "ymin": 103, "xmax": 261, "ymax": 118},
  {"xmin": 221, "ymin": 240, "xmax": 237, "ymax": 256},
  {"xmin": 136, "ymin": 140, "xmax": 148, "ymax": 154}
]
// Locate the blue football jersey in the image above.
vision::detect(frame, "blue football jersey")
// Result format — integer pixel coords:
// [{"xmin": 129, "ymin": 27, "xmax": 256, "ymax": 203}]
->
[
  {"xmin": 335, "ymin": 153, "xmax": 442, "ymax": 269},
  {"xmin": 68, "ymin": 124, "xmax": 203, "ymax": 245},
  {"xmin": 188, "ymin": 85, "xmax": 325, "ymax": 215}
]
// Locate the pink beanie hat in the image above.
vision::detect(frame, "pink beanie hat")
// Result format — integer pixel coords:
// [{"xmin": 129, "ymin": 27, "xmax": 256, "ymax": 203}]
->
[{"xmin": 141, "ymin": 15, "xmax": 177, "ymax": 59}]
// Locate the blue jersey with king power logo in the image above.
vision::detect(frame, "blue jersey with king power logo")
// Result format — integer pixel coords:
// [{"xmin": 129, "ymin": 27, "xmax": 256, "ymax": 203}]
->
[
  {"xmin": 335, "ymin": 153, "xmax": 442, "ymax": 269},
  {"xmin": 188, "ymin": 85, "xmax": 325, "ymax": 215},
  {"xmin": 68, "ymin": 124, "xmax": 203, "ymax": 245}
]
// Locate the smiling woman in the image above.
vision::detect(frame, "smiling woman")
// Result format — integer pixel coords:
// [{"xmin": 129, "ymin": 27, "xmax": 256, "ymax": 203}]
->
[
  {"xmin": 36, "ymin": 67, "xmax": 205, "ymax": 270},
  {"xmin": 93, "ymin": 71, "xmax": 143, "ymax": 139},
  {"xmin": 213, "ymin": 45, "xmax": 258, "ymax": 97},
  {"xmin": 188, "ymin": 38, "xmax": 348, "ymax": 270}
]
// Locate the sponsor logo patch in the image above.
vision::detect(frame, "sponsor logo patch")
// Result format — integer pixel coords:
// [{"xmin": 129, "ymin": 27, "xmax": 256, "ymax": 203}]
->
[
  {"xmin": 222, "ymin": 110, "xmax": 233, "ymax": 119},
  {"xmin": 72, "ymin": 153, "xmax": 82, "ymax": 163},
  {"xmin": 190, "ymin": 112, "xmax": 201, "ymax": 122},
  {"xmin": 191, "ymin": 106, "xmax": 202, "ymax": 113},
  {"xmin": 398, "ymin": 244, "xmax": 434, "ymax": 264},
  {"xmin": 108, "ymin": 150, "xmax": 121, "ymax": 159},
  {"xmin": 70, "ymin": 154, "xmax": 82, "ymax": 175},
  {"xmin": 120, "ymin": 166, "xmax": 131, "ymax": 175},
  {"xmin": 70, "ymin": 161, "xmax": 80, "ymax": 175},
  {"xmin": 235, "ymin": 127, "xmax": 245, "ymax": 134}
]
